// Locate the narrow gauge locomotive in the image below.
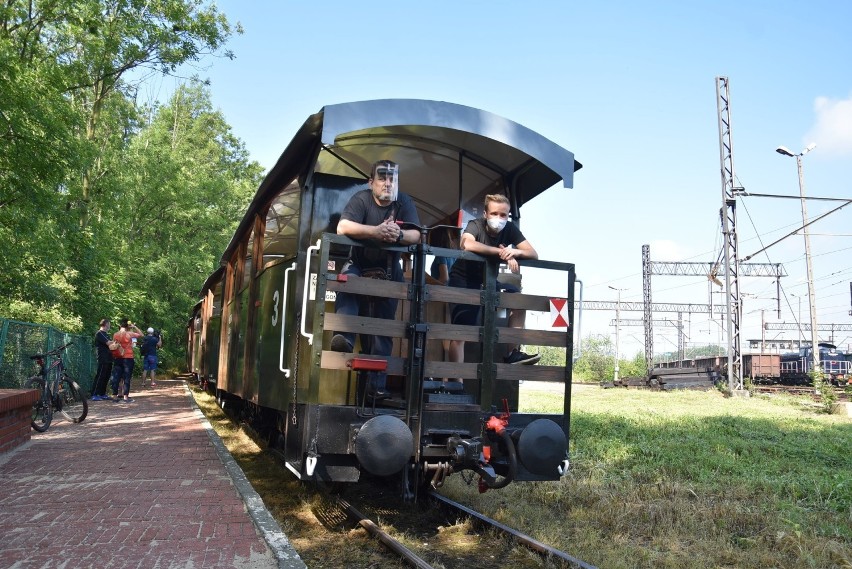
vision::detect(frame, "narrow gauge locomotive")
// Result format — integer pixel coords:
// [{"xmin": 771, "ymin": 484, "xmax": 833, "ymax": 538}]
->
[{"xmin": 186, "ymin": 100, "xmax": 581, "ymax": 498}]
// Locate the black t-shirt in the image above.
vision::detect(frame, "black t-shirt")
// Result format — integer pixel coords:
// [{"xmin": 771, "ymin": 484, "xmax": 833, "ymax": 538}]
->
[
  {"xmin": 95, "ymin": 330, "xmax": 112, "ymax": 361},
  {"xmin": 449, "ymin": 218, "xmax": 527, "ymax": 287},
  {"xmin": 140, "ymin": 335, "xmax": 159, "ymax": 356},
  {"xmin": 340, "ymin": 189, "xmax": 420, "ymax": 271}
]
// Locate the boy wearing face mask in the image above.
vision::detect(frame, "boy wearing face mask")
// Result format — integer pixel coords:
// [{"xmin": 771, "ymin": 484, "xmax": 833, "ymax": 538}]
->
[{"xmin": 447, "ymin": 194, "xmax": 541, "ymax": 372}]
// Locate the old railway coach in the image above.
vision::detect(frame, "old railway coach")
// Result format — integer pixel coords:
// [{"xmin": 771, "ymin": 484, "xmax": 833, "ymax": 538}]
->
[{"xmin": 187, "ymin": 99, "xmax": 581, "ymax": 499}]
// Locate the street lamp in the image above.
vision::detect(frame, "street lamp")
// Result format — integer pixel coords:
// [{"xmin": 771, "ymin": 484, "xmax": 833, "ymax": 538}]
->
[
  {"xmin": 776, "ymin": 143, "xmax": 820, "ymax": 376},
  {"xmin": 608, "ymin": 286, "xmax": 625, "ymax": 382}
]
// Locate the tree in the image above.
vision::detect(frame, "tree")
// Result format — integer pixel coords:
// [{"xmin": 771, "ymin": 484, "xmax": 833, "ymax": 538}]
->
[
  {"xmin": 619, "ymin": 351, "xmax": 648, "ymax": 378},
  {"xmin": 48, "ymin": 0, "xmax": 239, "ymax": 229},
  {"xmin": 0, "ymin": 1, "xmax": 247, "ymax": 352},
  {"xmin": 0, "ymin": 2, "xmax": 92, "ymax": 329},
  {"xmin": 573, "ymin": 334, "xmax": 615, "ymax": 381},
  {"xmin": 96, "ymin": 82, "xmax": 262, "ymax": 365},
  {"xmin": 54, "ymin": 0, "xmax": 239, "ymax": 328}
]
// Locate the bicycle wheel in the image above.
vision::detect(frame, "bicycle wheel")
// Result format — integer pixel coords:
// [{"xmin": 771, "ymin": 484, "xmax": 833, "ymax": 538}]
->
[
  {"xmin": 57, "ymin": 376, "xmax": 88, "ymax": 423},
  {"xmin": 27, "ymin": 377, "xmax": 53, "ymax": 432}
]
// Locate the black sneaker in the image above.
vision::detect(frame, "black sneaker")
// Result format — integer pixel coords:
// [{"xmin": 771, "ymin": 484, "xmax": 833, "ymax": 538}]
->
[
  {"xmin": 330, "ymin": 334, "xmax": 353, "ymax": 353},
  {"xmin": 504, "ymin": 349, "xmax": 541, "ymax": 365},
  {"xmin": 366, "ymin": 387, "xmax": 390, "ymax": 400}
]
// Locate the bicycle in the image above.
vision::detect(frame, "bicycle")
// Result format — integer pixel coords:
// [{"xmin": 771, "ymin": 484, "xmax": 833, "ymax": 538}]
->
[{"xmin": 26, "ymin": 342, "xmax": 88, "ymax": 432}]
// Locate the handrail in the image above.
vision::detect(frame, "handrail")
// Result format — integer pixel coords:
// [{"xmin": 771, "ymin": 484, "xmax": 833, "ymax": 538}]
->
[
  {"xmin": 316, "ymin": 231, "xmax": 578, "ymax": 372},
  {"xmin": 300, "ymin": 240, "xmax": 321, "ymax": 345},
  {"xmin": 278, "ymin": 261, "xmax": 297, "ymax": 377}
]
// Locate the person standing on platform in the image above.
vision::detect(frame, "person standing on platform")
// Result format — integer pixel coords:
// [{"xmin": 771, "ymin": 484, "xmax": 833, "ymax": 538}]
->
[
  {"xmin": 91, "ymin": 319, "xmax": 113, "ymax": 400},
  {"xmin": 110, "ymin": 318, "xmax": 143, "ymax": 403},
  {"xmin": 140, "ymin": 327, "xmax": 163, "ymax": 387}
]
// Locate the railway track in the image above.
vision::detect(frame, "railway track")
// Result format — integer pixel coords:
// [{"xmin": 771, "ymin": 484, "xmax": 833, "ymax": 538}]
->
[
  {"xmin": 427, "ymin": 492, "xmax": 598, "ymax": 569},
  {"xmin": 753, "ymin": 384, "xmax": 849, "ymax": 400},
  {"xmin": 336, "ymin": 490, "xmax": 598, "ymax": 569},
  {"xmin": 196, "ymin": 384, "xmax": 596, "ymax": 567}
]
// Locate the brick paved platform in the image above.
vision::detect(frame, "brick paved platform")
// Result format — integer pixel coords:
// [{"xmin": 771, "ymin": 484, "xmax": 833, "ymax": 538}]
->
[{"xmin": 0, "ymin": 381, "xmax": 306, "ymax": 569}]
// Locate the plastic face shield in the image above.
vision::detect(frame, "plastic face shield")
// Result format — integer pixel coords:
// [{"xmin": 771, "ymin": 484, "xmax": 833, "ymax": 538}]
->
[{"xmin": 373, "ymin": 164, "xmax": 399, "ymax": 202}]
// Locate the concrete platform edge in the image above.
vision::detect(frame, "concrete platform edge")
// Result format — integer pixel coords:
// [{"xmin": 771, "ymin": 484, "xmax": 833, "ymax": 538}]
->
[{"xmin": 183, "ymin": 384, "xmax": 307, "ymax": 569}]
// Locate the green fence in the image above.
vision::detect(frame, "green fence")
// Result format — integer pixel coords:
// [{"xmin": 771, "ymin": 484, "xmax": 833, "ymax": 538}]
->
[{"xmin": 0, "ymin": 319, "xmax": 96, "ymax": 394}]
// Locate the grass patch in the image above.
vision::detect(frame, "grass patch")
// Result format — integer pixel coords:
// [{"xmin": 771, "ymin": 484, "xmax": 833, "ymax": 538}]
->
[{"xmin": 448, "ymin": 385, "xmax": 852, "ymax": 568}]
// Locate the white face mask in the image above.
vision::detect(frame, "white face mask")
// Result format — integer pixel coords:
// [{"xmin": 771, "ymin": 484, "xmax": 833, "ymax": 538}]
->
[{"xmin": 487, "ymin": 218, "xmax": 507, "ymax": 232}]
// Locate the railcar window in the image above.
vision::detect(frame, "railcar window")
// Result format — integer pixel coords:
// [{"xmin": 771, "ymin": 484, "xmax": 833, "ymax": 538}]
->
[
  {"xmin": 264, "ymin": 180, "xmax": 301, "ymax": 262},
  {"xmin": 241, "ymin": 229, "xmax": 255, "ymax": 291},
  {"xmin": 212, "ymin": 282, "xmax": 223, "ymax": 317}
]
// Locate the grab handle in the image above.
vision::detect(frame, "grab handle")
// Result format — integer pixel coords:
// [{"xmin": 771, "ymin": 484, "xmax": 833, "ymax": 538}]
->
[
  {"xmin": 300, "ymin": 239, "xmax": 321, "ymax": 345},
  {"xmin": 278, "ymin": 262, "xmax": 297, "ymax": 377}
]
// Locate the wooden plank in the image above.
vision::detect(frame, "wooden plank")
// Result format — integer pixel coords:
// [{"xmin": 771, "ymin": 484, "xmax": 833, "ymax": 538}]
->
[
  {"xmin": 400, "ymin": 319, "xmax": 570, "ymax": 347},
  {"xmin": 323, "ymin": 314, "xmax": 485, "ymax": 344},
  {"xmin": 495, "ymin": 364, "xmax": 569, "ymax": 382},
  {"xmin": 319, "ymin": 352, "xmax": 569, "ymax": 384},
  {"xmin": 323, "ymin": 313, "xmax": 407, "ymax": 339},
  {"xmin": 320, "ymin": 351, "xmax": 406, "ymax": 375},
  {"xmin": 423, "ymin": 361, "xmax": 480, "ymax": 379},
  {"xmin": 498, "ymin": 327, "xmax": 570, "ymax": 348},
  {"xmin": 424, "ymin": 285, "xmax": 482, "ymax": 305},
  {"xmin": 421, "ymin": 322, "xmax": 481, "ymax": 343},
  {"xmin": 426, "ymin": 285, "xmax": 566, "ymax": 314},
  {"xmin": 326, "ymin": 275, "xmax": 409, "ymax": 300},
  {"xmin": 497, "ymin": 291, "xmax": 564, "ymax": 312},
  {"xmin": 320, "ymin": 351, "xmax": 481, "ymax": 381}
]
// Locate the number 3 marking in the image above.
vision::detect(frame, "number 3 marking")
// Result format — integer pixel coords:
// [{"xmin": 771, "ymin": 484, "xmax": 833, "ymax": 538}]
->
[{"xmin": 272, "ymin": 290, "xmax": 280, "ymax": 326}]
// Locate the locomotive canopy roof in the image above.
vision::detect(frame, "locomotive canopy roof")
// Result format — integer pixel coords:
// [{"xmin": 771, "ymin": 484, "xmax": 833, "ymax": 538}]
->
[{"xmin": 223, "ymin": 99, "xmax": 581, "ymax": 266}]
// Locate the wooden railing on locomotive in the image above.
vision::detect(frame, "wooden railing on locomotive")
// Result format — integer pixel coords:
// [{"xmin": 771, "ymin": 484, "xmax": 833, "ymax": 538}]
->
[
  {"xmin": 316, "ymin": 234, "xmax": 574, "ymax": 406},
  {"xmin": 315, "ymin": 233, "xmax": 412, "ymax": 404},
  {"xmin": 417, "ymin": 255, "xmax": 575, "ymax": 410}
]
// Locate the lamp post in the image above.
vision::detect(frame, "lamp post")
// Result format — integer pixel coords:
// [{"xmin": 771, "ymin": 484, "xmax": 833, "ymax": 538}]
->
[
  {"xmin": 608, "ymin": 286, "xmax": 624, "ymax": 382},
  {"xmin": 776, "ymin": 143, "xmax": 820, "ymax": 376}
]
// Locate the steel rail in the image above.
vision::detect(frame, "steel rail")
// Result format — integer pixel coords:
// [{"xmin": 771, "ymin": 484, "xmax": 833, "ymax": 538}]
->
[
  {"xmin": 336, "ymin": 497, "xmax": 434, "ymax": 569},
  {"xmin": 428, "ymin": 491, "xmax": 599, "ymax": 569}
]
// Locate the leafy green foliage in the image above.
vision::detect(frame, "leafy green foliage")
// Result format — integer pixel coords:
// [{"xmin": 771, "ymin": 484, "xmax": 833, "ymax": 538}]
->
[
  {"xmin": 101, "ymin": 83, "xmax": 261, "ymax": 364},
  {"xmin": 0, "ymin": 1, "xmax": 252, "ymax": 366}
]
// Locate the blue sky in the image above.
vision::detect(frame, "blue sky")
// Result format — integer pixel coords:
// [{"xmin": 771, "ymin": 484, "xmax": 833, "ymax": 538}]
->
[{"xmin": 159, "ymin": 1, "xmax": 852, "ymax": 358}]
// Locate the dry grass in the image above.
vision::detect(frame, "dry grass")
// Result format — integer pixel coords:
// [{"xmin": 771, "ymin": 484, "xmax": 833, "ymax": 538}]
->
[{"xmin": 190, "ymin": 387, "xmax": 405, "ymax": 568}]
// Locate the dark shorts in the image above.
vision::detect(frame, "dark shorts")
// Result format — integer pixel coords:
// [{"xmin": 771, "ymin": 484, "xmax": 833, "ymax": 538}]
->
[{"xmin": 143, "ymin": 354, "xmax": 158, "ymax": 371}]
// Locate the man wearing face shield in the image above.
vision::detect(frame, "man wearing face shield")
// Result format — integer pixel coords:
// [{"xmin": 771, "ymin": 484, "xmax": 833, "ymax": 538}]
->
[
  {"xmin": 447, "ymin": 194, "xmax": 541, "ymax": 373},
  {"xmin": 330, "ymin": 160, "xmax": 421, "ymax": 399}
]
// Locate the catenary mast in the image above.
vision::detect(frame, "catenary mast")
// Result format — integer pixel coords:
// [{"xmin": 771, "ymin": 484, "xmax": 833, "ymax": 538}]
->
[{"xmin": 715, "ymin": 76, "xmax": 744, "ymax": 392}]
